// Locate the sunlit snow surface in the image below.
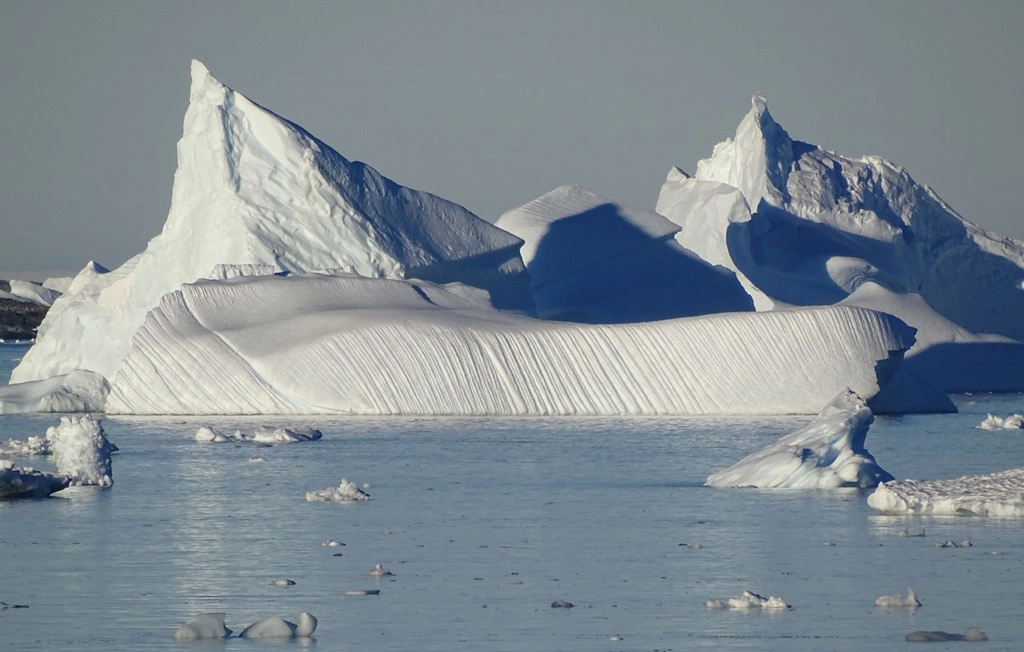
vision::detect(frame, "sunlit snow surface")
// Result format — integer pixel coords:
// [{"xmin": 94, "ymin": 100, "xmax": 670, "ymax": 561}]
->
[
  {"xmin": 705, "ymin": 390, "xmax": 892, "ymax": 489},
  {"xmin": 105, "ymin": 273, "xmax": 925, "ymax": 415},
  {"xmin": 868, "ymin": 467, "xmax": 1024, "ymax": 517}
]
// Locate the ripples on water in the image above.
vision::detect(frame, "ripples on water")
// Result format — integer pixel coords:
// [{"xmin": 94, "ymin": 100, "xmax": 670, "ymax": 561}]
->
[{"xmin": 0, "ymin": 343, "xmax": 1023, "ymax": 650}]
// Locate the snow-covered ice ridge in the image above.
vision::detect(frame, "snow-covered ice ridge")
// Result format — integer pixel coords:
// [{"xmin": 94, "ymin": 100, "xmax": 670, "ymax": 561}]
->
[
  {"xmin": 705, "ymin": 390, "xmax": 893, "ymax": 489},
  {"xmin": 868, "ymin": 467, "xmax": 1024, "ymax": 516},
  {"xmin": 10, "ymin": 60, "xmax": 529, "ymax": 385},
  {"xmin": 105, "ymin": 272, "xmax": 925, "ymax": 415},
  {"xmin": 658, "ymin": 94, "xmax": 1024, "ymax": 391}
]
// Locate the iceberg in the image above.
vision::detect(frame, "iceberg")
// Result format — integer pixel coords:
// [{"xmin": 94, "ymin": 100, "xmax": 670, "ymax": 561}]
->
[
  {"xmin": 705, "ymin": 390, "xmax": 893, "ymax": 489},
  {"xmin": 0, "ymin": 280, "xmax": 61, "ymax": 307},
  {"xmin": 977, "ymin": 414, "xmax": 1024, "ymax": 430},
  {"xmin": 11, "ymin": 60, "xmax": 529, "ymax": 385},
  {"xmin": 706, "ymin": 590, "xmax": 791, "ymax": 610},
  {"xmin": 104, "ymin": 271, "xmax": 936, "ymax": 415},
  {"xmin": 306, "ymin": 478, "xmax": 372, "ymax": 502},
  {"xmin": 0, "ymin": 460, "xmax": 68, "ymax": 499},
  {"xmin": 868, "ymin": 467, "xmax": 1024, "ymax": 516},
  {"xmin": 495, "ymin": 184, "xmax": 753, "ymax": 322},
  {"xmin": 658, "ymin": 94, "xmax": 1024, "ymax": 391}
]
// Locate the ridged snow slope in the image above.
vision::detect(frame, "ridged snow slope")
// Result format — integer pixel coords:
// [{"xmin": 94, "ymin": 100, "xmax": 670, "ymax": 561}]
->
[
  {"xmin": 868, "ymin": 467, "xmax": 1024, "ymax": 517},
  {"xmin": 495, "ymin": 185, "xmax": 753, "ymax": 322},
  {"xmin": 705, "ymin": 390, "xmax": 893, "ymax": 489},
  {"xmin": 105, "ymin": 272, "xmax": 929, "ymax": 416},
  {"xmin": 11, "ymin": 60, "xmax": 528, "ymax": 384},
  {"xmin": 661, "ymin": 94, "xmax": 1024, "ymax": 343}
]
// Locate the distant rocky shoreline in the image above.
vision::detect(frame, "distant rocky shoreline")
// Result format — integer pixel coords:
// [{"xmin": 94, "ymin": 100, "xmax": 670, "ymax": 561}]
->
[{"xmin": 0, "ymin": 282, "xmax": 47, "ymax": 340}]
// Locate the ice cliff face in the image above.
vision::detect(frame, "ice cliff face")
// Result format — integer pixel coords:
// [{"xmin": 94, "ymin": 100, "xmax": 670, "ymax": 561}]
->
[
  {"xmin": 663, "ymin": 94, "xmax": 1024, "ymax": 343},
  {"xmin": 105, "ymin": 272, "xmax": 931, "ymax": 416},
  {"xmin": 11, "ymin": 60, "xmax": 529, "ymax": 383},
  {"xmin": 496, "ymin": 184, "xmax": 753, "ymax": 323}
]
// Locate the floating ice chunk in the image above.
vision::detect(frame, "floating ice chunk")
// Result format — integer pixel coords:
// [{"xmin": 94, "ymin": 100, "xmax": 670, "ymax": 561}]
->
[
  {"xmin": 0, "ymin": 435, "xmax": 50, "ymax": 456},
  {"xmin": 706, "ymin": 590, "xmax": 790, "ymax": 610},
  {"xmin": 173, "ymin": 612, "xmax": 231, "ymax": 640},
  {"xmin": 45, "ymin": 415, "xmax": 114, "ymax": 487},
  {"xmin": 705, "ymin": 390, "xmax": 893, "ymax": 489},
  {"xmin": 368, "ymin": 563, "xmax": 393, "ymax": 577},
  {"xmin": 905, "ymin": 626, "xmax": 987, "ymax": 642},
  {"xmin": 0, "ymin": 370, "xmax": 109, "ymax": 414},
  {"xmin": 306, "ymin": 478, "xmax": 371, "ymax": 502},
  {"xmin": 875, "ymin": 588, "xmax": 921, "ymax": 608},
  {"xmin": 0, "ymin": 459, "xmax": 68, "ymax": 499},
  {"xmin": 194, "ymin": 426, "xmax": 238, "ymax": 443},
  {"xmin": 323, "ymin": 540, "xmax": 345, "ymax": 547},
  {"xmin": 269, "ymin": 578, "xmax": 296, "ymax": 586},
  {"xmin": 251, "ymin": 426, "xmax": 322, "ymax": 445},
  {"xmin": 977, "ymin": 413, "xmax": 1024, "ymax": 430},
  {"xmin": 868, "ymin": 467, "xmax": 1024, "ymax": 516},
  {"xmin": 239, "ymin": 612, "xmax": 317, "ymax": 639}
]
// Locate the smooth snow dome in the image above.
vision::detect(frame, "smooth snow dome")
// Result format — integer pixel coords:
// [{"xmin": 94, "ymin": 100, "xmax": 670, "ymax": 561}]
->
[
  {"xmin": 0, "ymin": 369, "xmax": 109, "ymax": 414},
  {"xmin": 659, "ymin": 94, "xmax": 1024, "ymax": 372},
  {"xmin": 868, "ymin": 467, "xmax": 1024, "ymax": 516},
  {"xmin": 705, "ymin": 390, "xmax": 893, "ymax": 489},
  {"xmin": 46, "ymin": 415, "xmax": 114, "ymax": 487},
  {"xmin": 104, "ymin": 272, "xmax": 929, "ymax": 415},
  {"xmin": 10, "ymin": 60, "xmax": 529, "ymax": 385},
  {"xmin": 173, "ymin": 613, "xmax": 231, "ymax": 640},
  {"xmin": 495, "ymin": 184, "xmax": 753, "ymax": 322},
  {"xmin": 0, "ymin": 280, "xmax": 62, "ymax": 307}
]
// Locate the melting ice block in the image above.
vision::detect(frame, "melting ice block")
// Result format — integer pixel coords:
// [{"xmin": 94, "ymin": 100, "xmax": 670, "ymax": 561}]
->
[{"xmin": 705, "ymin": 390, "xmax": 893, "ymax": 489}]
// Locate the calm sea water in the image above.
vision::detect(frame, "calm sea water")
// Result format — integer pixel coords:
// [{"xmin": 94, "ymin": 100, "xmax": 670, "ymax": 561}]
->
[{"xmin": 1, "ymin": 342, "xmax": 1023, "ymax": 651}]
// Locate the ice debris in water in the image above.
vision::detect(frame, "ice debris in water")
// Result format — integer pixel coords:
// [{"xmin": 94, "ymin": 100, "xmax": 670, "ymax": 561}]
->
[
  {"xmin": 306, "ymin": 478, "xmax": 371, "ymax": 502},
  {"xmin": 173, "ymin": 613, "xmax": 231, "ymax": 640},
  {"xmin": 46, "ymin": 415, "xmax": 114, "ymax": 487},
  {"xmin": 195, "ymin": 425, "xmax": 322, "ymax": 444},
  {"xmin": 706, "ymin": 590, "xmax": 791, "ymax": 610},
  {"xmin": 905, "ymin": 626, "xmax": 988, "ymax": 642},
  {"xmin": 875, "ymin": 588, "xmax": 921, "ymax": 608},
  {"xmin": 977, "ymin": 413, "xmax": 1024, "ymax": 430}
]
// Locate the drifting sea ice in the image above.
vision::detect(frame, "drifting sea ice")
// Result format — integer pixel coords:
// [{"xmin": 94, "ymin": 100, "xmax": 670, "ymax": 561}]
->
[
  {"xmin": 705, "ymin": 389, "xmax": 892, "ymax": 488},
  {"xmin": 977, "ymin": 413, "xmax": 1024, "ymax": 430},
  {"xmin": 0, "ymin": 415, "xmax": 115, "ymax": 497},
  {"xmin": 305, "ymin": 478, "xmax": 371, "ymax": 502},
  {"xmin": 194, "ymin": 425, "xmax": 322, "ymax": 444},
  {"xmin": 706, "ymin": 590, "xmax": 791, "ymax": 610},
  {"xmin": 868, "ymin": 466, "xmax": 1024, "ymax": 516}
]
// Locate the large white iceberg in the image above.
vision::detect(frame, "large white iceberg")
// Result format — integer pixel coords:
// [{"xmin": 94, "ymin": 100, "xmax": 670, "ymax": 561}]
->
[
  {"xmin": 705, "ymin": 390, "xmax": 892, "ymax": 489},
  {"xmin": 494, "ymin": 184, "xmax": 753, "ymax": 322},
  {"xmin": 11, "ymin": 60, "xmax": 529, "ymax": 386},
  {"xmin": 104, "ymin": 271, "xmax": 933, "ymax": 415},
  {"xmin": 868, "ymin": 467, "xmax": 1024, "ymax": 516},
  {"xmin": 657, "ymin": 94, "xmax": 1024, "ymax": 391}
]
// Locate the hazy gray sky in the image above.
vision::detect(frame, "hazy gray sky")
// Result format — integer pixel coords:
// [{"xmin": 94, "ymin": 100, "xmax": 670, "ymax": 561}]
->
[{"xmin": 1, "ymin": 1, "xmax": 1022, "ymax": 278}]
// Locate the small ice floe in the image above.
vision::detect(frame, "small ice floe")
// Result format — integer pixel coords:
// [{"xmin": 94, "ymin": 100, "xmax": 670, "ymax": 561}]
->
[
  {"xmin": 679, "ymin": 542, "xmax": 702, "ymax": 549},
  {"xmin": 368, "ymin": 564, "xmax": 393, "ymax": 577},
  {"xmin": 306, "ymin": 478, "xmax": 371, "ymax": 502},
  {"xmin": 936, "ymin": 540, "xmax": 958, "ymax": 548},
  {"xmin": 705, "ymin": 390, "xmax": 892, "ymax": 489},
  {"xmin": 194, "ymin": 425, "xmax": 322, "ymax": 445},
  {"xmin": 323, "ymin": 540, "xmax": 345, "ymax": 547},
  {"xmin": 269, "ymin": 578, "xmax": 296, "ymax": 586},
  {"xmin": 875, "ymin": 588, "xmax": 921, "ymax": 608},
  {"xmin": 344, "ymin": 589, "xmax": 380, "ymax": 596},
  {"xmin": 868, "ymin": 466, "xmax": 1024, "ymax": 516},
  {"xmin": 551, "ymin": 600, "xmax": 574, "ymax": 609},
  {"xmin": 0, "ymin": 435, "xmax": 49, "ymax": 456},
  {"xmin": 961, "ymin": 539, "xmax": 972, "ymax": 547},
  {"xmin": 905, "ymin": 626, "xmax": 988, "ymax": 642},
  {"xmin": 46, "ymin": 415, "xmax": 115, "ymax": 487},
  {"xmin": 977, "ymin": 413, "xmax": 1024, "ymax": 430},
  {"xmin": 609, "ymin": 635, "xmax": 624, "ymax": 641},
  {"xmin": 823, "ymin": 541, "xmax": 836, "ymax": 547},
  {"xmin": 239, "ymin": 612, "xmax": 317, "ymax": 639},
  {"xmin": 898, "ymin": 529, "xmax": 926, "ymax": 538},
  {"xmin": 0, "ymin": 460, "xmax": 68, "ymax": 499},
  {"xmin": 173, "ymin": 613, "xmax": 231, "ymax": 640},
  {"xmin": 706, "ymin": 590, "xmax": 791, "ymax": 610},
  {"xmin": 248, "ymin": 456, "xmax": 265, "ymax": 463}
]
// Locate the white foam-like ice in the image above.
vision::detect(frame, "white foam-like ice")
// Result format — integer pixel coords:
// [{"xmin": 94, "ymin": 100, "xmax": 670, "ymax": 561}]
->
[
  {"xmin": 977, "ymin": 413, "xmax": 1024, "ymax": 430},
  {"xmin": 705, "ymin": 390, "xmax": 893, "ymax": 489},
  {"xmin": 868, "ymin": 467, "xmax": 1024, "ymax": 516},
  {"xmin": 0, "ymin": 370, "xmax": 109, "ymax": 414},
  {"xmin": 706, "ymin": 590, "xmax": 791, "ymax": 610},
  {"xmin": 104, "ymin": 272, "xmax": 931, "ymax": 415},
  {"xmin": 46, "ymin": 415, "xmax": 114, "ymax": 487}
]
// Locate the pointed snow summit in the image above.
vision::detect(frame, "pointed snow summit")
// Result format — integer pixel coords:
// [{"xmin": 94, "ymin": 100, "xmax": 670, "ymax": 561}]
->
[
  {"xmin": 11, "ymin": 60, "xmax": 529, "ymax": 384},
  {"xmin": 663, "ymin": 94, "xmax": 1024, "ymax": 345}
]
